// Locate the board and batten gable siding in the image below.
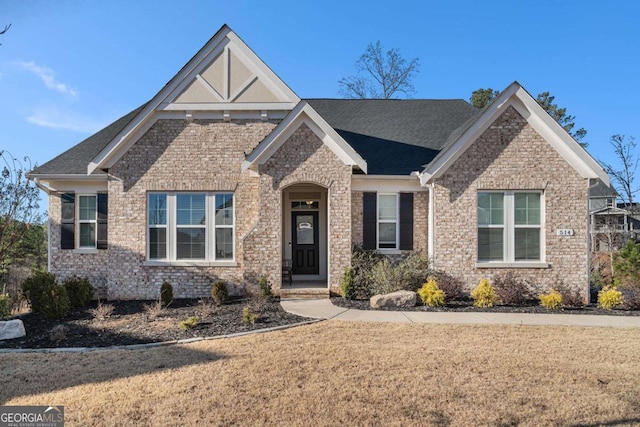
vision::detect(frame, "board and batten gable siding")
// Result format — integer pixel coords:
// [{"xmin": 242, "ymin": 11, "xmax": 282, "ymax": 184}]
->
[
  {"xmin": 433, "ymin": 106, "xmax": 589, "ymax": 300},
  {"xmin": 105, "ymin": 118, "xmax": 279, "ymax": 299}
]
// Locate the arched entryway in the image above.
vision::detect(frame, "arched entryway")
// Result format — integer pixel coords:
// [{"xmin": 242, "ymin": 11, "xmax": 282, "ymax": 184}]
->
[{"xmin": 281, "ymin": 183, "xmax": 328, "ymax": 287}]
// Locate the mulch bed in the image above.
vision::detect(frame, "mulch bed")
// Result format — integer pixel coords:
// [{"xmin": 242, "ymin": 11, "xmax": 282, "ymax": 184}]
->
[
  {"xmin": 1, "ymin": 297, "xmax": 308, "ymax": 350},
  {"xmin": 331, "ymin": 297, "xmax": 640, "ymax": 316}
]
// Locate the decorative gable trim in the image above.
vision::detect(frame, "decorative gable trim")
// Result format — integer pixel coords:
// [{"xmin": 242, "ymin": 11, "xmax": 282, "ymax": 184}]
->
[
  {"xmin": 88, "ymin": 24, "xmax": 299, "ymax": 174},
  {"xmin": 419, "ymin": 81, "xmax": 610, "ymax": 186},
  {"xmin": 241, "ymin": 101, "xmax": 368, "ymax": 173}
]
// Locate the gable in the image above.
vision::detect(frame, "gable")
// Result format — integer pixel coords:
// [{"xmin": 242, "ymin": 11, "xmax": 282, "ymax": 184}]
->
[
  {"xmin": 242, "ymin": 102, "xmax": 367, "ymax": 174},
  {"xmin": 420, "ymin": 82, "xmax": 609, "ymax": 186},
  {"xmin": 88, "ymin": 25, "xmax": 299, "ymax": 174},
  {"xmin": 163, "ymin": 31, "xmax": 297, "ymax": 109}
]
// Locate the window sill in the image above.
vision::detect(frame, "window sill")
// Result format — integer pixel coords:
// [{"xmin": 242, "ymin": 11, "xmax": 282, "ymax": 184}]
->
[
  {"xmin": 73, "ymin": 249, "xmax": 99, "ymax": 254},
  {"xmin": 377, "ymin": 249, "xmax": 402, "ymax": 255},
  {"xmin": 143, "ymin": 260, "xmax": 238, "ymax": 267},
  {"xmin": 475, "ymin": 262, "xmax": 550, "ymax": 269}
]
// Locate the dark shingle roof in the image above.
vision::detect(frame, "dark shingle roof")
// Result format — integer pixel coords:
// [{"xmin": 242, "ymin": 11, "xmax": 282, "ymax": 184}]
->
[
  {"xmin": 30, "ymin": 105, "xmax": 147, "ymax": 175},
  {"xmin": 31, "ymin": 99, "xmax": 480, "ymax": 177},
  {"xmin": 305, "ymin": 99, "xmax": 480, "ymax": 174}
]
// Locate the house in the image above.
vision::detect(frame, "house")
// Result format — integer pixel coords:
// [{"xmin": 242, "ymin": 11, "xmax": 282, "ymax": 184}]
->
[
  {"xmin": 28, "ymin": 25, "xmax": 610, "ymax": 301},
  {"xmin": 589, "ymin": 180, "xmax": 640, "ymax": 251}
]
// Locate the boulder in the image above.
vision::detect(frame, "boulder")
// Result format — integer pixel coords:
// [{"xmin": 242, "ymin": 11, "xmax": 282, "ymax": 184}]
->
[
  {"xmin": 370, "ymin": 290, "xmax": 417, "ymax": 309},
  {"xmin": 0, "ymin": 319, "xmax": 26, "ymax": 340}
]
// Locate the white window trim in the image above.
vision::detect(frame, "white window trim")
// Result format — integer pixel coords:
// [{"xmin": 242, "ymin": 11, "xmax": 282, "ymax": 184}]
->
[
  {"xmin": 145, "ymin": 192, "xmax": 235, "ymax": 264},
  {"xmin": 476, "ymin": 190, "xmax": 546, "ymax": 266},
  {"xmin": 77, "ymin": 194, "xmax": 97, "ymax": 250},
  {"xmin": 377, "ymin": 193, "xmax": 399, "ymax": 252}
]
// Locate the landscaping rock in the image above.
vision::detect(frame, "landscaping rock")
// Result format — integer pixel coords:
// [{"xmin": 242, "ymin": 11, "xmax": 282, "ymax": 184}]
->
[
  {"xmin": 370, "ymin": 290, "xmax": 416, "ymax": 309},
  {"xmin": 0, "ymin": 319, "xmax": 26, "ymax": 340}
]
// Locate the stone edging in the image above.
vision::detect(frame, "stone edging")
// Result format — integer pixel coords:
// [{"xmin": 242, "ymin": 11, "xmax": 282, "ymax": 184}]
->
[{"xmin": 0, "ymin": 319, "xmax": 322, "ymax": 354}]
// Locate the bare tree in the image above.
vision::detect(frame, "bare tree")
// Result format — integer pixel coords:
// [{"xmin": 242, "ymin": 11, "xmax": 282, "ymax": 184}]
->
[
  {"xmin": 602, "ymin": 135, "xmax": 638, "ymax": 209},
  {"xmin": 339, "ymin": 41, "xmax": 420, "ymax": 99},
  {"xmin": 0, "ymin": 151, "xmax": 43, "ymax": 289},
  {"xmin": 0, "ymin": 24, "xmax": 10, "ymax": 45}
]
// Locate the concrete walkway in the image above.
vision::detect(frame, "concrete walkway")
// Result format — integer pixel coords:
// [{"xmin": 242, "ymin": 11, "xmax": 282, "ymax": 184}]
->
[{"xmin": 280, "ymin": 299, "xmax": 640, "ymax": 328}]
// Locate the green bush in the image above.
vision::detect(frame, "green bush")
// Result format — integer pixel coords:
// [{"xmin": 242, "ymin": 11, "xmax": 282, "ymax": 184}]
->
[
  {"xmin": 613, "ymin": 240, "xmax": 640, "ymax": 288},
  {"xmin": 0, "ymin": 293, "xmax": 10, "ymax": 319},
  {"xmin": 212, "ymin": 281, "xmax": 229, "ymax": 305},
  {"xmin": 21, "ymin": 270, "xmax": 57, "ymax": 314},
  {"xmin": 368, "ymin": 258, "xmax": 403, "ymax": 296},
  {"xmin": 471, "ymin": 278, "xmax": 499, "ymax": 308},
  {"xmin": 63, "ymin": 277, "xmax": 95, "ymax": 308},
  {"xmin": 179, "ymin": 316, "xmax": 199, "ymax": 330},
  {"xmin": 539, "ymin": 290, "xmax": 562, "ymax": 310},
  {"xmin": 258, "ymin": 274, "xmax": 272, "ymax": 297},
  {"xmin": 242, "ymin": 307, "xmax": 259, "ymax": 324},
  {"xmin": 160, "ymin": 281, "xmax": 173, "ymax": 308},
  {"xmin": 396, "ymin": 252, "xmax": 432, "ymax": 291},
  {"xmin": 417, "ymin": 278, "xmax": 445, "ymax": 307},
  {"xmin": 340, "ymin": 267, "xmax": 356, "ymax": 300},
  {"xmin": 351, "ymin": 245, "xmax": 385, "ymax": 298},
  {"xmin": 40, "ymin": 285, "xmax": 70, "ymax": 320},
  {"xmin": 598, "ymin": 286, "xmax": 624, "ymax": 310}
]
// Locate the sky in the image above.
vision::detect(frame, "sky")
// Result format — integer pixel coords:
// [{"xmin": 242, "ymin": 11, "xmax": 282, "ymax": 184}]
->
[{"xmin": 1, "ymin": 0, "xmax": 640, "ymax": 198}]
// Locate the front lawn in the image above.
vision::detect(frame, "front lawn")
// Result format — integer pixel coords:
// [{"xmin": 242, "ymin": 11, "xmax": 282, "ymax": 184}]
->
[{"xmin": 2, "ymin": 322, "xmax": 639, "ymax": 426}]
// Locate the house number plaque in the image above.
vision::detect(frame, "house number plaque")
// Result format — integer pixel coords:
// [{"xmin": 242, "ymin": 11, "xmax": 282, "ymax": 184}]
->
[{"xmin": 556, "ymin": 229, "xmax": 574, "ymax": 236}]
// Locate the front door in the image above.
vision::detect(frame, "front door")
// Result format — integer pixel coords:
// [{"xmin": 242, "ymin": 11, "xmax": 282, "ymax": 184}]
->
[{"xmin": 292, "ymin": 211, "xmax": 319, "ymax": 275}]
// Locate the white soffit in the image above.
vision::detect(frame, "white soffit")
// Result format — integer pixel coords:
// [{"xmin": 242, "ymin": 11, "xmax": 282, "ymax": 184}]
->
[
  {"xmin": 242, "ymin": 102, "xmax": 367, "ymax": 173},
  {"xmin": 420, "ymin": 82, "xmax": 609, "ymax": 186},
  {"xmin": 89, "ymin": 25, "xmax": 300, "ymax": 174}
]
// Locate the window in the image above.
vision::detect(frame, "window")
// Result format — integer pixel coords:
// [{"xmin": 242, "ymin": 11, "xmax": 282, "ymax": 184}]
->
[
  {"xmin": 78, "ymin": 195, "xmax": 97, "ymax": 248},
  {"xmin": 477, "ymin": 191, "xmax": 542, "ymax": 263},
  {"xmin": 378, "ymin": 194, "xmax": 398, "ymax": 249},
  {"xmin": 147, "ymin": 192, "xmax": 234, "ymax": 262}
]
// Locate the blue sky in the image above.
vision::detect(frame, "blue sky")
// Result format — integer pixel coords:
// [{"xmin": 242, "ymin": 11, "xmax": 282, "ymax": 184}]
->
[{"xmin": 1, "ymin": 0, "xmax": 639, "ymax": 185}]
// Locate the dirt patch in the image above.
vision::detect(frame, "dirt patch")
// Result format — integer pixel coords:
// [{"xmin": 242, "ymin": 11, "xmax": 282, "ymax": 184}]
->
[{"xmin": 0, "ymin": 298, "xmax": 307, "ymax": 349}]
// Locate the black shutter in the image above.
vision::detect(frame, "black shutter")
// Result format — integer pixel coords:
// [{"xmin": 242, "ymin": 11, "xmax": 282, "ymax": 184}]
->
[
  {"xmin": 61, "ymin": 193, "xmax": 75, "ymax": 249},
  {"xmin": 363, "ymin": 192, "xmax": 377, "ymax": 250},
  {"xmin": 97, "ymin": 193, "xmax": 108, "ymax": 250},
  {"xmin": 399, "ymin": 192, "xmax": 414, "ymax": 250}
]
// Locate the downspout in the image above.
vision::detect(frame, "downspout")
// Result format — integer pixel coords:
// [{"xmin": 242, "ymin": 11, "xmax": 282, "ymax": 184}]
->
[
  {"xmin": 428, "ymin": 182, "xmax": 435, "ymax": 268},
  {"xmin": 586, "ymin": 179, "xmax": 593, "ymax": 304}
]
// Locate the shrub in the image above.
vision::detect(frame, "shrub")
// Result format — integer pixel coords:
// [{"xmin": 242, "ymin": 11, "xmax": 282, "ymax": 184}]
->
[
  {"xmin": 417, "ymin": 278, "xmax": 445, "ymax": 307},
  {"xmin": 0, "ymin": 293, "xmax": 10, "ymax": 319},
  {"xmin": 197, "ymin": 298, "xmax": 217, "ymax": 318},
  {"xmin": 21, "ymin": 270, "xmax": 57, "ymax": 314},
  {"xmin": 598, "ymin": 286, "xmax": 624, "ymax": 310},
  {"xmin": 396, "ymin": 252, "xmax": 433, "ymax": 291},
  {"xmin": 179, "ymin": 316, "xmax": 199, "ymax": 330},
  {"xmin": 471, "ymin": 278, "xmax": 499, "ymax": 308},
  {"xmin": 40, "ymin": 285, "xmax": 70, "ymax": 320},
  {"xmin": 258, "ymin": 274, "xmax": 272, "ymax": 297},
  {"xmin": 212, "ymin": 281, "xmax": 229, "ymax": 305},
  {"xmin": 144, "ymin": 299, "xmax": 164, "ymax": 321},
  {"xmin": 432, "ymin": 271, "xmax": 464, "ymax": 302},
  {"xmin": 619, "ymin": 286, "xmax": 640, "ymax": 310},
  {"xmin": 539, "ymin": 290, "xmax": 562, "ymax": 310},
  {"xmin": 556, "ymin": 282, "xmax": 585, "ymax": 308},
  {"xmin": 63, "ymin": 277, "xmax": 95, "ymax": 308},
  {"xmin": 368, "ymin": 258, "xmax": 403, "ymax": 296},
  {"xmin": 492, "ymin": 272, "xmax": 531, "ymax": 305},
  {"xmin": 160, "ymin": 281, "xmax": 173, "ymax": 308},
  {"xmin": 613, "ymin": 240, "xmax": 640, "ymax": 288},
  {"xmin": 340, "ymin": 267, "xmax": 356, "ymax": 300},
  {"xmin": 351, "ymin": 245, "xmax": 386, "ymax": 298},
  {"xmin": 242, "ymin": 307, "xmax": 259, "ymax": 324},
  {"xmin": 89, "ymin": 300, "xmax": 115, "ymax": 321}
]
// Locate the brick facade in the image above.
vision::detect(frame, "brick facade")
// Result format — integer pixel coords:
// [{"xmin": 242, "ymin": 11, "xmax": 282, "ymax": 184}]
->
[{"xmin": 433, "ymin": 106, "xmax": 589, "ymax": 300}]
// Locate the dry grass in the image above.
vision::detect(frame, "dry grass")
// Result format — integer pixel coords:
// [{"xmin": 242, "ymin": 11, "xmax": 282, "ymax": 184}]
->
[{"xmin": 2, "ymin": 322, "xmax": 640, "ymax": 426}]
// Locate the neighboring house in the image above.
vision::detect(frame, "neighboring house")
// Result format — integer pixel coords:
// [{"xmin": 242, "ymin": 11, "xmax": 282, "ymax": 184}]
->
[
  {"xmin": 28, "ymin": 25, "xmax": 610, "ymax": 301},
  {"xmin": 589, "ymin": 180, "xmax": 640, "ymax": 251}
]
